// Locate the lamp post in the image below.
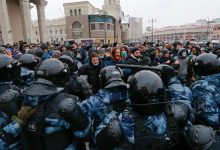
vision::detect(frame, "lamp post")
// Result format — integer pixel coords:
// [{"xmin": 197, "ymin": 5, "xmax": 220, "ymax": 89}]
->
[
  {"xmin": 148, "ymin": 19, "xmax": 156, "ymax": 43},
  {"xmin": 207, "ymin": 17, "xmax": 211, "ymax": 41}
]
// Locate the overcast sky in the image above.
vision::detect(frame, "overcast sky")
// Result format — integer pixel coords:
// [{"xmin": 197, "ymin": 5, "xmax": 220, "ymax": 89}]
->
[{"xmin": 31, "ymin": 0, "xmax": 220, "ymax": 29}]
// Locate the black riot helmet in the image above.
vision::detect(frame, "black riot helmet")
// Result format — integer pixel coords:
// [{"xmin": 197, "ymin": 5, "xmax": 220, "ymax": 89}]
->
[
  {"xmin": 99, "ymin": 66, "xmax": 126, "ymax": 89},
  {"xmin": 194, "ymin": 53, "xmax": 220, "ymax": 76},
  {"xmin": 0, "ymin": 54, "xmax": 21, "ymax": 82},
  {"xmin": 18, "ymin": 54, "xmax": 38, "ymax": 70},
  {"xmin": 128, "ymin": 70, "xmax": 168, "ymax": 115},
  {"xmin": 59, "ymin": 55, "xmax": 78, "ymax": 73},
  {"xmin": 186, "ymin": 125, "xmax": 215, "ymax": 150},
  {"xmin": 170, "ymin": 101, "xmax": 191, "ymax": 128},
  {"xmin": 0, "ymin": 88, "xmax": 21, "ymax": 117},
  {"xmin": 35, "ymin": 58, "xmax": 69, "ymax": 85}
]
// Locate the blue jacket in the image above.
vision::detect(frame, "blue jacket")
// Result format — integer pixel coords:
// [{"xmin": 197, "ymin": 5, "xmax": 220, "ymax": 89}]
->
[
  {"xmin": 19, "ymin": 67, "xmax": 35, "ymax": 88},
  {"xmin": 95, "ymin": 77, "xmax": 192, "ymax": 147},
  {"xmin": 191, "ymin": 73, "xmax": 220, "ymax": 128},
  {"xmin": 0, "ymin": 86, "xmax": 89, "ymax": 150},
  {"xmin": 81, "ymin": 87, "xmax": 129, "ymax": 130}
]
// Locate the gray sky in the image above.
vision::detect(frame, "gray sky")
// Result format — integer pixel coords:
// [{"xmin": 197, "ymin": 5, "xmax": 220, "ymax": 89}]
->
[{"xmin": 31, "ymin": 0, "xmax": 220, "ymax": 28}]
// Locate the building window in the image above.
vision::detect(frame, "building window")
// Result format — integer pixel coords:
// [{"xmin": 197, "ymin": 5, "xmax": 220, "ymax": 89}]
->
[
  {"xmin": 70, "ymin": 10, "xmax": 73, "ymax": 16},
  {"xmin": 61, "ymin": 38, "xmax": 64, "ymax": 42},
  {"xmin": 50, "ymin": 30, "xmax": 52, "ymax": 34},
  {"xmin": 37, "ymin": 39, "xmax": 39, "ymax": 43},
  {"xmin": 60, "ymin": 29, "xmax": 63, "ymax": 34},
  {"xmin": 111, "ymin": 24, "xmax": 114, "ymax": 30},
  {"xmin": 78, "ymin": 9, "xmax": 82, "ymax": 15},
  {"xmin": 99, "ymin": 23, "xmax": 104, "ymax": 30},
  {"xmin": 72, "ymin": 21, "xmax": 83, "ymax": 37},
  {"xmin": 100, "ymin": 39, "xmax": 104, "ymax": 44},
  {"xmin": 74, "ymin": 9, "xmax": 77, "ymax": 15},
  {"xmin": 55, "ymin": 29, "xmax": 57, "ymax": 34},
  {"xmin": 36, "ymin": 31, "xmax": 38, "ymax": 35},
  {"xmin": 107, "ymin": 24, "xmax": 111, "ymax": 30},
  {"xmin": 91, "ymin": 24, "xmax": 96, "ymax": 30}
]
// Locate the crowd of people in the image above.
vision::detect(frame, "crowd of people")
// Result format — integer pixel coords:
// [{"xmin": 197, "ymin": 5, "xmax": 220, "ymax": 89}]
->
[{"xmin": 0, "ymin": 40, "xmax": 220, "ymax": 150}]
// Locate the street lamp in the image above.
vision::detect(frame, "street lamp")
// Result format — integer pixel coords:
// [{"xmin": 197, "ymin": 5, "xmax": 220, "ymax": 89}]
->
[
  {"xmin": 148, "ymin": 19, "xmax": 156, "ymax": 43},
  {"xmin": 207, "ymin": 18, "xmax": 211, "ymax": 41}
]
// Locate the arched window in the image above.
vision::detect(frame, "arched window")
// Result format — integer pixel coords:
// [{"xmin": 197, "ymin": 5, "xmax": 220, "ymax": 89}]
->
[
  {"xmin": 70, "ymin": 10, "xmax": 73, "ymax": 16},
  {"xmin": 72, "ymin": 21, "xmax": 83, "ymax": 38},
  {"xmin": 74, "ymin": 9, "xmax": 77, "ymax": 15},
  {"xmin": 78, "ymin": 9, "xmax": 82, "ymax": 15}
]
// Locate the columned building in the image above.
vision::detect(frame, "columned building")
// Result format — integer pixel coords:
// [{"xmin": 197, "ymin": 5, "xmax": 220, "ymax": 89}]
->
[{"xmin": 0, "ymin": 0, "xmax": 47, "ymax": 44}]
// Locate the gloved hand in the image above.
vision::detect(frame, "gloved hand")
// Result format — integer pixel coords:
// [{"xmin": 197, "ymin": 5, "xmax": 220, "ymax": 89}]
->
[
  {"xmin": 159, "ymin": 64, "xmax": 176, "ymax": 81},
  {"xmin": 12, "ymin": 106, "xmax": 36, "ymax": 126}
]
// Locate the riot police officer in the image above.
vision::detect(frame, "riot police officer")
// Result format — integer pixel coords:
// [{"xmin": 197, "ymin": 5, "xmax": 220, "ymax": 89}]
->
[
  {"xmin": 192, "ymin": 53, "xmax": 220, "ymax": 127},
  {"xmin": 0, "ymin": 54, "xmax": 35, "ymax": 149},
  {"xmin": 22, "ymin": 58, "xmax": 91, "ymax": 150},
  {"xmin": 95, "ymin": 68, "xmax": 192, "ymax": 150},
  {"xmin": 17, "ymin": 54, "xmax": 38, "ymax": 88},
  {"xmin": 0, "ymin": 54, "xmax": 22, "ymax": 121},
  {"xmin": 6, "ymin": 58, "xmax": 90, "ymax": 150},
  {"xmin": 189, "ymin": 53, "xmax": 220, "ymax": 149},
  {"xmin": 59, "ymin": 55, "xmax": 93, "ymax": 100},
  {"xmin": 81, "ymin": 66, "xmax": 128, "ymax": 130}
]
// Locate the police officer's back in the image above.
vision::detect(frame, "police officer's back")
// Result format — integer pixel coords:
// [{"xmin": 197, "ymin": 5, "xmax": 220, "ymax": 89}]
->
[
  {"xmin": 95, "ymin": 68, "xmax": 192, "ymax": 150},
  {"xmin": 189, "ymin": 53, "xmax": 220, "ymax": 149},
  {"xmin": 0, "ymin": 54, "xmax": 24, "ymax": 149},
  {"xmin": 20, "ymin": 58, "xmax": 90, "ymax": 150}
]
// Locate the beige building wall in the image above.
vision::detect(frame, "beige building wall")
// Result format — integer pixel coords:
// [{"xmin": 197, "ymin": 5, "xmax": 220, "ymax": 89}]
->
[
  {"xmin": 213, "ymin": 24, "xmax": 220, "ymax": 40},
  {"xmin": 63, "ymin": 0, "xmax": 123, "ymax": 44},
  {"xmin": 7, "ymin": 0, "xmax": 24, "ymax": 42},
  {"xmin": 66, "ymin": 15, "xmax": 90, "ymax": 40},
  {"xmin": 129, "ymin": 17, "xmax": 143, "ymax": 41},
  {"xmin": 144, "ymin": 23, "xmax": 214, "ymax": 42},
  {"xmin": 0, "ymin": 0, "xmax": 47, "ymax": 44},
  {"xmin": 102, "ymin": 0, "xmax": 123, "ymax": 20},
  {"xmin": 102, "ymin": 0, "xmax": 122, "ymax": 43},
  {"xmin": 32, "ymin": 18, "xmax": 67, "ymax": 43},
  {"xmin": 121, "ymin": 23, "xmax": 130, "ymax": 43},
  {"xmin": 63, "ymin": 1, "xmax": 99, "ymax": 17}
]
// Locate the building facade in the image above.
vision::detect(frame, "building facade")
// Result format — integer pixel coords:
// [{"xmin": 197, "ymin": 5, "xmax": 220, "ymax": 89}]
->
[
  {"xmin": 32, "ymin": 17, "xmax": 67, "ymax": 43},
  {"xmin": 0, "ymin": 0, "xmax": 47, "ymax": 44},
  {"xmin": 63, "ymin": 1, "xmax": 119, "ymax": 45},
  {"xmin": 213, "ymin": 24, "xmax": 220, "ymax": 40},
  {"xmin": 129, "ymin": 17, "xmax": 143, "ymax": 42},
  {"xmin": 144, "ymin": 19, "xmax": 220, "ymax": 42},
  {"xmin": 121, "ymin": 16, "xmax": 130, "ymax": 44},
  {"xmin": 102, "ymin": 0, "xmax": 123, "ymax": 43}
]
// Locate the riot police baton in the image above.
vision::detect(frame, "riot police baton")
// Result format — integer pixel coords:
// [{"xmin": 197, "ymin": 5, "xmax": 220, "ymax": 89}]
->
[{"xmin": 116, "ymin": 64, "xmax": 162, "ymax": 72}]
